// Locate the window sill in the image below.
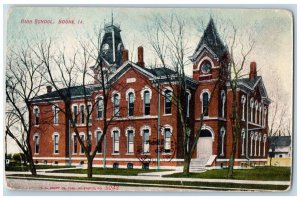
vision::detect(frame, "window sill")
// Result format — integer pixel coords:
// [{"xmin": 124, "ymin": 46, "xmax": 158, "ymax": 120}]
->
[
  {"xmin": 141, "ymin": 153, "xmax": 151, "ymax": 155},
  {"xmin": 96, "ymin": 153, "xmax": 103, "ymax": 155},
  {"xmin": 112, "ymin": 153, "xmax": 120, "ymax": 155},
  {"xmin": 163, "ymin": 114, "xmax": 172, "ymax": 116},
  {"xmin": 96, "ymin": 118, "xmax": 103, "ymax": 120},
  {"xmin": 53, "ymin": 153, "xmax": 59, "ymax": 155},
  {"xmin": 72, "ymin": 153, "xmax": 77, "ymax": 155},
  {"xmin": 162, "ymin": 153, "xmax": 172, "ymax": 155},
  {"xmin": 126, "ymin": 153, "xmax": 134, "ymax": 155},
  {"xmin": 34, "ymin": 125, "xmax": 39, "ymax": 127},
  {"xmin": 34, "ymin": 153, "xmax": 39, "ymax": 155}
]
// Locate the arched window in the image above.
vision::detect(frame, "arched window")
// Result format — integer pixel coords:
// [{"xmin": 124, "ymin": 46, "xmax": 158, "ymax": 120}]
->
[
  {"xmin": 241, "ymin": 95, "xmax": 246, "ymax": 121},
  {"xmin": 185, "ymin": 90, "xmax": 191, "ymax": 117},
  {"xmin": 250, "ymin": 131, "xmax": 254, "ymax": 156},
  {"xmin": 201, "ymin": 91, "xmax": 210, "ymax": 117},
  {"xmin": 52, "ymin": 133, "xmax": 59, "ymax": 154},
  {"xmin": 53, "ymin": 105, "xmax": 59, "ymax": 125},
  {"xmin": 128, "ymin": 92, "xmax": 134, "ymax": 117},
  {"xmin": 241, "ymin": 129, "xmax": 245, "ymax": 156},
  {"xmin": 254, "ymin": 132, "xmax": 258, "ymax": 156},
  {"xmin": 144, "ymin": 91, "xmax": 150, "ymax": 115},
  {"xmin": 220, "ymin": 127, "xmax": 226, "ymax": 156},
  {"xmin": 80, "ymin": 105, "xmax": 85, "ymax": 124},
  {"xmin": 162, "ymin": 125, "xmax": 173, "ymax": 153},
  {"xmin": 258, "ymin": 132, "xmax": 262, "ymax": 156},
  {"xmin": 259, "ymin": 103, "xmax": 262, "ymax": 125},
  {"xmin": 126, "ymin": 127, "xmax": 135, "ymax": 153},
  {"xmin": 263, "ymin": 134, "xmax": 267, "ymax": 156},
  {"xmin": 255, "ymin": 101, "xmax": 258, "ymax": 124},
  {"xmin": 164, "ymin": 89, "xmax": 172, "ymax": 114},
  {"xmin": 33, "ymin": 133, "xmax": 39, "ymax": 154},
  {"xmin": 33, "ymin": 106, "xmax": 40, "ymax": 125},
  {"xmin": 111, "ymin": 128, "xmax": 120, "ymax": 154},
  {"xmin": 96, "ymin": 96, "xmax": 103, "ymax": 119},
  {"xmin": 221, "ymin": 90, "xmax": 226, "ymax": 118},
  {"xmin": 72, "ymin": 104, "xmax": 78, "ymax": 124},
  {"xmin": 113, "ymin": 93, "xmax": 120, "ymax": 117},
  {"xmin": 95, "ymin": 129, "xmax": 102, "ymax": 153},
  {"xmin": 250, "ymin": 98, "xmax": 254, "ymax": 122},
  {"xmin": 87, "ymin": 103, "xmax": 92, "ymax": 124},
  {"xmin": 140, "ymin": 125, "xmax": 151, "ymax": 153},
  {"xmin": 263, "ymin": 107, "xmax": 267, "ymax": 128}
]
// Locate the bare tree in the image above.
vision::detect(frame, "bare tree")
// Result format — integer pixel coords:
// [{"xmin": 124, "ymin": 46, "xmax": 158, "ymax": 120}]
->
[
  {"xmin": 146, "ymin": 13, "xmax": 220, "ymax": 175},
  {"xmin": 6, "ymin": 44, "xmax": 46, "ymax": 175}
]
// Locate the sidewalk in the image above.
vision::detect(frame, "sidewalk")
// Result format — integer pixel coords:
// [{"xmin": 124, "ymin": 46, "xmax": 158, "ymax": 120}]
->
[{"xmin": 5, "ymin": 170, "xmax": 290, "ymax": 186}]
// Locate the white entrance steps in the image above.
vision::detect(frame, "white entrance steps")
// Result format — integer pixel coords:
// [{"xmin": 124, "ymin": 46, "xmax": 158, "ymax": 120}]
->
[{"xmin": 190, "ymin": 155, "xmax": 217, "ymax": 172}]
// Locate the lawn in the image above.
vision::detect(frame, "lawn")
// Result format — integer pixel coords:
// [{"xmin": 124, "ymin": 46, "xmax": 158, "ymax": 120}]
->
[
  {"xmin": 5, "ymin": 165, "xmax": 75, "ymax": 172},
  {"xmin": 49, "ymin": 168, "xmax": 169, "ymax": 176},
  {"xmin": 165, "ymin": 166, "xmax": 291, "ymax": 181}
]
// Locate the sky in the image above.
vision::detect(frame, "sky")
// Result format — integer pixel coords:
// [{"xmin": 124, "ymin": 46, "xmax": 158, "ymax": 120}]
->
[{"xmin": 5, "ymin": 6, "xmax": 293, "ymax": 153}]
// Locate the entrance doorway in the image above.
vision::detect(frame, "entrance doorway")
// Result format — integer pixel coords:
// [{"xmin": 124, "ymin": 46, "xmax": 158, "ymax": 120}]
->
[{"xmin": 197, "ymin": 129, "xmax": 213, "ymax": 161}]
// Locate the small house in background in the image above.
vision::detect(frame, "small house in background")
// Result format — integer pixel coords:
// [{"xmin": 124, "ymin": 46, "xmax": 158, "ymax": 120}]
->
[{"xmin": 268, "ymin": 136, "xmax": 292, "ymax": 166}]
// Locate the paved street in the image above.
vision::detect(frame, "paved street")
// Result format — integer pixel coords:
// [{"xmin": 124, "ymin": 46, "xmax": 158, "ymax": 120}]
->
[{"xmin": 5, "ymin": 178, "xmax": 205, "ymax": 192}]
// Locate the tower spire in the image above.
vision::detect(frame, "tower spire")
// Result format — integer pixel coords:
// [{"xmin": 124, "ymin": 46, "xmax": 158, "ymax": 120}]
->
[{"xmin": 111, "ymin": 10, "xmax": 114, "ymax": 25}]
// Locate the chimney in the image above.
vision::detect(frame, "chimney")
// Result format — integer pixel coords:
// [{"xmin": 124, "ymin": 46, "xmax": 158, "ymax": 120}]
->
[
  {"xmin": 46, "ymin": 85, "xmax": 52, "ymax": 93},
  {"xmin": 122, "ymin": 49, "xmax": 129, "ymax": 62},
  {"xmin": 137, "ymin": 46, "xmax": 145, "ymax": 67},
  {"xmin": 249, "ymin": 61, "xmax": 257, "ymax": 80}
]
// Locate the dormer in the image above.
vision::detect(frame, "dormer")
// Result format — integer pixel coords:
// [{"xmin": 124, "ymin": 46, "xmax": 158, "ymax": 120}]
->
[{"xmin": 190, "ymin": 18, "xmax": 229, "ymax": 81}]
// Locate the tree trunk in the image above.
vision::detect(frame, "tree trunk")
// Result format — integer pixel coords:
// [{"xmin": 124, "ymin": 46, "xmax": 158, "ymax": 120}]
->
[
  {"xmin": 183, "ymin": 155, "xmax": 191, "ymax": 175},
  {"xmin": 87, "ymin": 158, "xmax": 93, "ymax": 178},
  {"xmin": 228, "ymin": 129, "xmax": 237, "ymax": 178},
  {"xmin": 27, "ymin": 156, "xmax": 37, "ymax": 176},
  {"xmin": 269, "ymin": 157, "xmax": 272, "ymax": 166}
]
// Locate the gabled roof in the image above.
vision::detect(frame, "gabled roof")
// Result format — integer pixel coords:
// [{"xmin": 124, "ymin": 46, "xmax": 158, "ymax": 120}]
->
[
  {"xmin": 236, "ymin": 76, "xmax": 271, "ymax": 103},
  {"xmin": 108, "ymin": 61, "xmax": 199, "ymax": 89},
  {"xmin": 190, "ymin": 18, "xmax": 227, "ymax": 61},
  {"xmin": 31, "ymin": 85, "xmax": 100, "ymax": 103}
]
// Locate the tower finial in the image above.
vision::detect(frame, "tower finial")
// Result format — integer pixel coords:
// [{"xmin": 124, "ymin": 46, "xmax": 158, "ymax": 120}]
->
[{"xmin": 111, "ymin": 9, "xmax": 114, "ymax": 25}]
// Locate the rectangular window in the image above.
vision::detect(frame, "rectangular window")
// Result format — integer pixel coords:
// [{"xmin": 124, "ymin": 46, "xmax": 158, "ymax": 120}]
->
[
  {"xmin": 73, "ymin": 135, "xmax": 77, "ymax": 154},
  {"xmin": 34, "ymin": 135, "xmax": 39, "ymax": 154},
  {"xmin": 34, "ymin": 108, "xmax": 39, "ymax": 125},
  {"xmin": 80, "ymin": 105, "xmax": 85, "ymax": 124},
  {"xmin": 113, "ymin": 131, "xmax": 119, "ymax": 153},
  {"xmin": 127, "ymin": 130, "xmax": 134, "ymax": 153},
  {"xmin": 73, "ymin": 106, "xmax": 78, "ymax": 124},
  {"xmin": 128, "ymin": 93, "xmax": 134, "ymax": 117},
  {"xmin": 97, "ymin": 97, "xmax": 103, "ymax": 119},
  {"xmin": 87, "ymin": 105, "xmax": 92, "ymax": 124},
  {"xmin": 80, "ymin": 135, "xmax": 84, "ymax": 154},
  {"xmin": 164, "ymin": 128, "xmax": 171, "ymax": 153},
  {"xmin": 164, "ymin": 90, "xmax": 172, "ymax": 114},
  {"xmin": 54, "ymin": 135, "xmax": 59, "ymax": 153},
  {"xmin": 54, "ymin": 106, "xmax": 59, "ymax": 124},
  {"xmin": 144, "ymin": 91, "xmax": 150, "ymax": 115},
  {"xmin": 96, "ymin": 131, "xmax": 102, "ymax": 153},
  {"xmin": 143, "ymin": 129, "xmax": 150, "ymax": 153}
]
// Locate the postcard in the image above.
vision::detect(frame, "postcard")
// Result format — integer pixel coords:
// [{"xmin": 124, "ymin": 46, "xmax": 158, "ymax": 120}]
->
[{"xmin": 4, "ymin": 6, "xmax": 293, "ymax": 192}]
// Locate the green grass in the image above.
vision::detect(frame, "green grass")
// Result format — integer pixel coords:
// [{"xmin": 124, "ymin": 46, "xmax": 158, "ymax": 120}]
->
[
  {"xmin": 165, "ymin": 166, "xmax": 291, "ymax": 181},
  {"xmin": 6, "ymin": 174, "xmax": 290, "ymax": 191},
  {"xmin": 49, "ymin": 168, "xmax": 169, "ymax": 176},
  {"xmin": 5, "ymin": 165, "xmax": 75, "ymax": 171}
]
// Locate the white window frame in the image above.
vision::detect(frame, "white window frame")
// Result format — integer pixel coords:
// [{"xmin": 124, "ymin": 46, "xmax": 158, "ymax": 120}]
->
[
  {"xmin": 111, "ymin": 127, "xmax": 120, "ymax": 154},
  {"xmin": 126, "ymin": 90, "xmax": 135, "ymax": 117},
  {"xmin": 241, "ymin": 95, "xmax": 246, "ymax": 121},
  {"xmin": 96, "ymin": 96, "xmax": 104, "ymax": 119},
  {"xmin": 259, "ymin": 103, "xmax": 262, "ymax": 125},
  {"xmin": 263, "ymin": 134, "xmax": 267, "ymax": 156},
  {"xmin": 52, "ymin": 132, "xmax": 60, "ymax": 154},
  {"xmin": 221, "ymin": 90, "xmax": 226, "ymax": 118},
  {"xmin": 79, "ymin": 104, "xmax": 85, "ymax": 124},
  {"xmin": 87, "ymin": 102, "xmax": 92, "ymax": 124},
  {"xmin": 95, "ymin": 128, "xmax": 103, "ymax": 154},
  {"xmin": 33, "ymin": 106, "xmax": 40, "ymax": 126},
  {"xmin": 52, "ymin": 105, "xmax": 59, "ymax": 125},
  {"xmin": 111, "ymin": 91, "xmax": 120, "ymax": 117},
  {"xmin": 186, "ymin": 90, "xmax": 191, "ymax": 117},
  {"xmin": 72, "ymin": 104, "xmax": 79, "ymax": 124},
  {"xmin": 250, "ymin": 131, "xmax": 254, "ymax": 156},
  {"xmin": 72, "ymin": 133, "xmax": 78, "ymax": 154},
  {"xmin": 241, "ymin": 129, "xmax": 245, "ymax": 156},
  {"xmin": 33, "ymin": 133, "xmax": 40, "ymax": 154},
  {"xmin": 220, "ymin": 127, "xmax": 226, "ymax": 156},
  {"xmin": 125, "ymin": 126, "xmax": 135, "ymax": 154},
  {"xmin": 163, "ymin": 87, "xmax": 173, "ymax": 115},
  {"xmin": 255, "ymin": 101, "xmax": 258, "ymax": 124},
  {"xmin": 140, "ymin": 125, "xmax": 151, "ymax": 154},
  {"xmin": 254, "ymin": 132, "xmax": 258, "ymax": 156},
  {"xmin": 258, "ymin": 132, "xmax": 262, "ymax": 156},
  {"xmin": 250, "ymin": 98, "xmax": 254, "ymax": 122},
  {"xmin": 161, "ymin": 124, "xmax": 173, "ymax": 154},
  {"xmin": 200, "ymin": 89, "xmax": 211, "ymax": 117}
]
